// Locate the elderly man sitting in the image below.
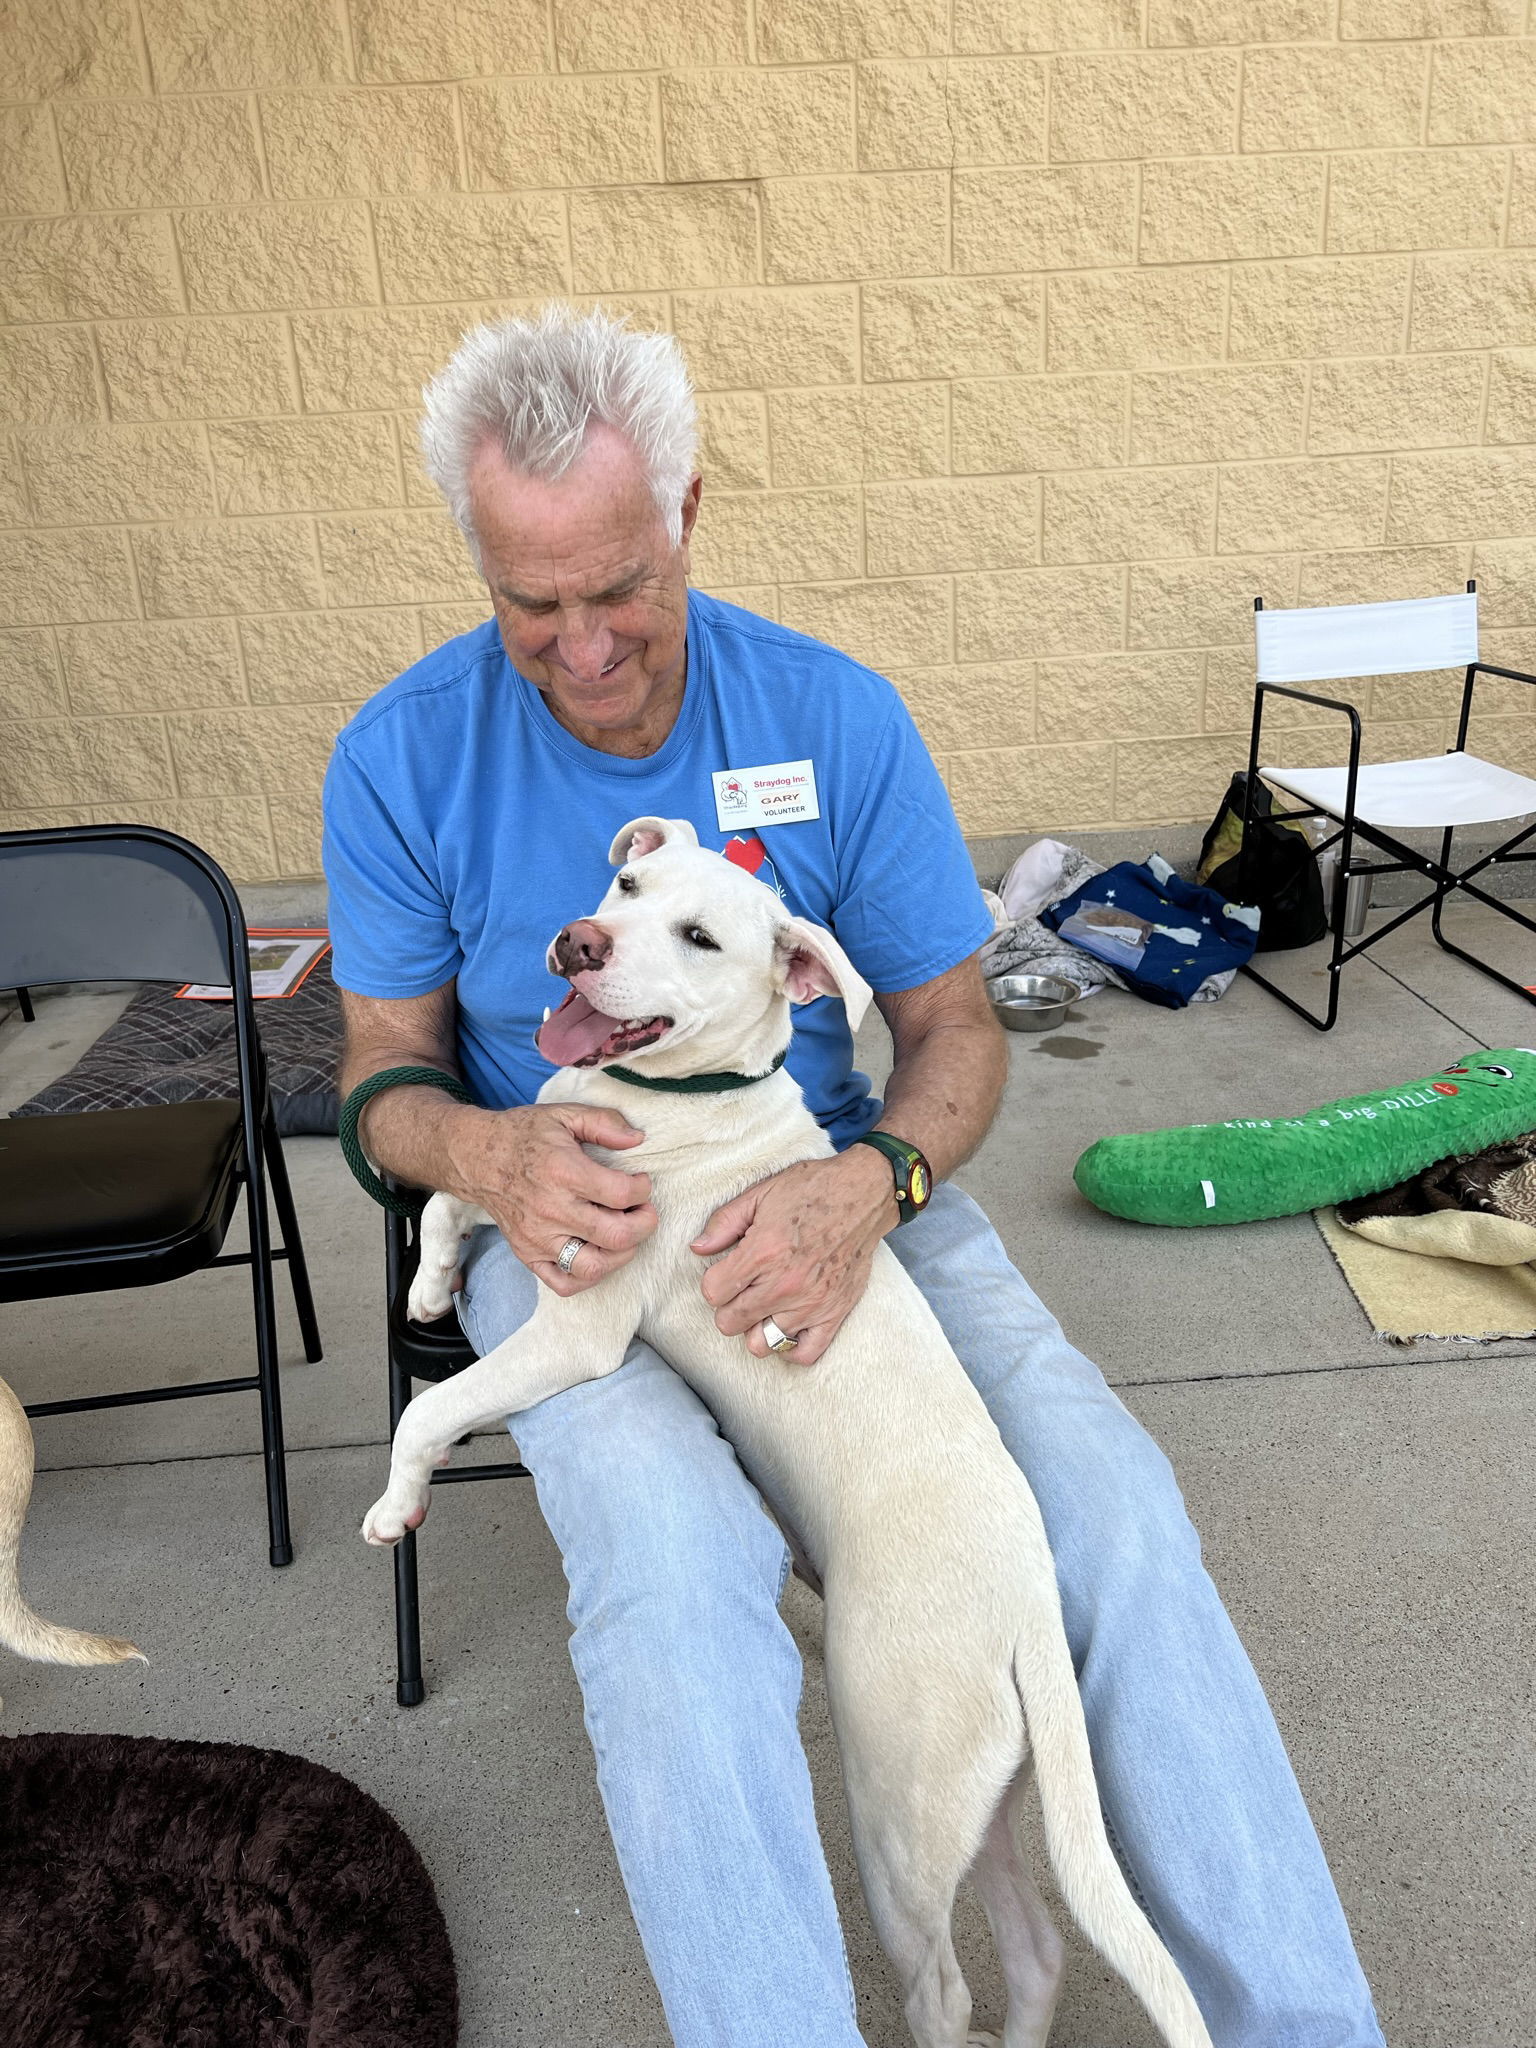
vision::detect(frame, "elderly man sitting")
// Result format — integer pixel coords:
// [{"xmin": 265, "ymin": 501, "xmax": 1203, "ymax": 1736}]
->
[{"xmin": 323, "ymin": 306, "xmax": 1383, "ymax": 2048}]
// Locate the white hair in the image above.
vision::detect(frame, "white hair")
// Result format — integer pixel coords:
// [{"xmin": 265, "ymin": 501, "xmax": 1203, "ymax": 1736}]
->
[{"xmin": 420, "ymin": 304, "xmax": 698, "ymax": 561}]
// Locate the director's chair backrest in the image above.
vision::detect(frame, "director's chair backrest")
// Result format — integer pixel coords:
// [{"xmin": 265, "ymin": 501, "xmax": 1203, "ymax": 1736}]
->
[
  {"xmin": 1254, "ymin": 588, "xmax": 1479, "ymax": 687},
  {"xmin": 0, "ymin": 824, "xmax": 239, "ymax": 991}
]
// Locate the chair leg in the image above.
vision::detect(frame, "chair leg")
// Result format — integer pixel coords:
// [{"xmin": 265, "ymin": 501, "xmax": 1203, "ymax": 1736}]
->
[
  {"xmin": 15, "ymin": 986, "xmax": 34, "ymax": 1023},
  {"xmin": 262, "ymin": 1116, "xmax": 323, "ymax": 1364},
  {"xmin": 394, "ymin": 1526, "xmax": 426, "ymax": 1709},
  {"xmin": 1240, "ymin": 894, "xmax": 1347, "ymax": 1032},
  {"xmin": 1429, "ymin": 849, "xmax": 1536, "ymax": 1009},
  {"xmin": 388, "ymin": 1326, "xmax": 427, "ymax": 1707},
  {"xmin": 245, "ymin": 1168, "xmax": 294, "ymax": 1569}
]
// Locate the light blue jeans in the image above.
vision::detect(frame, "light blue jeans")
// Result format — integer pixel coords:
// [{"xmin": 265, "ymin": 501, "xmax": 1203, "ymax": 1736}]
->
[{"xmin": 457, "ymin": 1182, "xmax": 1384, "ymax": 2048}]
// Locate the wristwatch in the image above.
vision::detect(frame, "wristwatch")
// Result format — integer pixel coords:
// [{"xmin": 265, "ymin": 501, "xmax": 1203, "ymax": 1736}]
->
[{"xmin": 852, "ymin": 1130, "xmax": 933, "ymax": 1226}]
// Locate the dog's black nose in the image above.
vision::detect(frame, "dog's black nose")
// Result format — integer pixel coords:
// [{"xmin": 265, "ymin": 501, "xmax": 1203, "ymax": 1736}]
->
[{"xmin": 553, "ymin": 919, "xmax": 612, "ymax": 975}]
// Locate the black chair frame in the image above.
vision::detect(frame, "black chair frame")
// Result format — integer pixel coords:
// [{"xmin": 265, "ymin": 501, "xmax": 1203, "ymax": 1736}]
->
[
  {"xmin": 385, "ymin": 1200, "xmax": 526, "ymax": 1706},
  {"xmin": 0, "ymin": 824, "xmax": 323, "ymax": 1567},
  {"xmin": 1240, "ymin": 593, "xmax": 1536, "ymax": 1033}
]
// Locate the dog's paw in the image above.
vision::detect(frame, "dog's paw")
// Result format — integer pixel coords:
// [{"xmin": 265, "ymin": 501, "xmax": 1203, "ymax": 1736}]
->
[
  {"xmin": 361, "ymin": 1485, "xmax": 430, "ymax": 1548},
  {"xmin": 406, "ymin": 1265, "xmax": 460, "ymax": 1325}
]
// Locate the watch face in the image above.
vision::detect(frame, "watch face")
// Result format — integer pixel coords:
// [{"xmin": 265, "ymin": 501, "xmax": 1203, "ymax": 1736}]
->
[{"xmin": 908, "ymin": 1158, "xmax": 931, "ymax": 1208}]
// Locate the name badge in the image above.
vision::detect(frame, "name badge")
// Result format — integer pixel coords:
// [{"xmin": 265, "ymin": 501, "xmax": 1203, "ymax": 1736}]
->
[{"xmin": 712, "ymin": 759, "xmax": 820, "ymax": 832}]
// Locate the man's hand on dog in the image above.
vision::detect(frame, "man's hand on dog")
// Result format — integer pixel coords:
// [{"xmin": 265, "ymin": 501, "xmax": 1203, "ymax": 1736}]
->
[
  {"xmin": 449, "ymin": 1103, "xmax": 658, "ymax": 1297},
  {"xmin": 692, "ymin": 1148, "xmax": 899, "ymax": 1366}
]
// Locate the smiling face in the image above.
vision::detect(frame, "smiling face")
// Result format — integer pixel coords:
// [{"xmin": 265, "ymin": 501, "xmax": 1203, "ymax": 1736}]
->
[
  {"xmin": 467, "ymin": 424, "xmax": 701, "ymax": 758},
  {"xmin": 535, "ymin": 818, "xmax": 871, "ymax": 1079},
  {"xmin": 1439, "ymin": 1057, "xmax": 1530, "ymax": 1089}
]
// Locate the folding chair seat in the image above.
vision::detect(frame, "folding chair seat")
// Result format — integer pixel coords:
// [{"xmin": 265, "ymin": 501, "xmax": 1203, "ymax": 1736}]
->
[
  {"xmin": 1242, "ymin": 584, "xmax": 1536, "ymax": 1030},
  {"xmin": 0, "ymin": 1100, "xmax": 244, "ymax": 1297},
  {"xmin": 0, "ymin": 825, "xmax": 323, "ymax": 1567}
]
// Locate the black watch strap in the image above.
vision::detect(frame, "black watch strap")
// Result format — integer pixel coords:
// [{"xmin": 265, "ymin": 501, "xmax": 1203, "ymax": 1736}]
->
[{"xmin": 851, "ymin": 1130, "xmax": 933, "ymax": 1225}]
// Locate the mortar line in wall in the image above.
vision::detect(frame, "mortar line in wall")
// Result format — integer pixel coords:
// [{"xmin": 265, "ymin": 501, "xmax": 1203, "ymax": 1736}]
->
[
  {"xmin": 46, "ymin": 624, "xmax": 72, "ymax": 717},
  {"xmin": 125, "ymin": 0, "xmax": 156, "ymax": 94},
  {"xmin": 229, "ymin": 607, "xmax": 254, "ymax": 707},
  {"xmin": 1475, "ymin": 349, "xmax": 1494, "ymax": 447},
  {"xmin": 1419, "ymin": 41, "xmax": 1434, "ymax": 152},
  {"xmin": 385, "ymin": 412, "xmax": 410, "ymax": 506},
  {"xmin": 194, "ymin": 421, "xmax": 221, "ymax": 522},
  {"xmin": 247, "ymin": 91, "xmax": 273, "ymax": 204},
  {"xmin": 164, "ymin": 213, "xmax": 193, "ymax": 318},
  {"xmin": 650, "ymin": 75, "xmax": 666, "ymax": 183},
  {"xmin": 279, "ymin": 312, "xmax": 307, "ymax": 418},
  {"xmin": 41, "ymin": 102, "xmax": 74, "ymax": 213},
  {"xmin": 1497, "ymin": 147, "xmax": 1514, "ymax": 250},
  {"xmin": 448, "ymin": 83, "xmax": 471, "ymax": 193},
  {"xmin": 86, "ymin": 323, "xmax": 114, "ymax": 424},
  {"xmin": 336, "ymin": 0, "xmax": 360, "ymax": 84}
]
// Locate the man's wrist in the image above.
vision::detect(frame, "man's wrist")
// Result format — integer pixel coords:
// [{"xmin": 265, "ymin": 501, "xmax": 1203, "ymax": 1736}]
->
[
  {"xmin": 835, "ymin": 1137, "xmax": 903, "ymax": 1232},
  {"xmin": 440, "ymin": 1098, "xmax": 526, "ymax": 1201}
]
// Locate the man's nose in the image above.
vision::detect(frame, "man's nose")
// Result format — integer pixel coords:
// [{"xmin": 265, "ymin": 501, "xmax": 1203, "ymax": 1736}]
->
[
  {"xmin": 553, "ymin": 919, "xmax": 612, "ymax": 975},
  {"xmin": 556, "ymin": 616, "xmax": 614, "ymax": 680}
]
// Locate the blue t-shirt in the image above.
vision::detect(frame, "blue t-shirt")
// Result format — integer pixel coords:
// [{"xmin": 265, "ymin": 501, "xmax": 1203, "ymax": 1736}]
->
[{"xmin": 322, "ymin": 591, "xmax": 993, "ymax": 1147}]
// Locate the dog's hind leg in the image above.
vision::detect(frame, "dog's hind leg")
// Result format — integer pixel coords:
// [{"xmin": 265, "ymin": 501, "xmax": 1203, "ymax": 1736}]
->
[
  {"xmin": 967, "ymin": 1772, "xmax": 1064, "ymax": 2048},
  {"xmin": 834, "ymin": 1674, "xmax": 1021, "ymax": 2048}
]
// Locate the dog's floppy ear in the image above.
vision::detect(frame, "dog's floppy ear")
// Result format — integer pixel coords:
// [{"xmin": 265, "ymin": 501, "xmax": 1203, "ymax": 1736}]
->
[
  {"xmin": 774, "ymin": 917, "xmax": 872, "ymax": 1028},
  {"xmin": 608, "ymin": 816, "xmax": 701, "ymax": 864}
]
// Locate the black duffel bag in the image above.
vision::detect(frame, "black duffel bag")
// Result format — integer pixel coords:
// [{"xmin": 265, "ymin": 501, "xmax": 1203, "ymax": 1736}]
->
[{"xmin": 1196, "ymin": 772, "xmax": 1327, "ymax": 953}]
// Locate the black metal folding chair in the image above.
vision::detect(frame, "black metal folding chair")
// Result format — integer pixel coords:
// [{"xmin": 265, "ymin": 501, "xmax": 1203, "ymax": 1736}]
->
[
  {"xmin": 1242, "ymin": 583, "xmax": 1536, "ymax": 1031},
  {"xmin": 0, "ymin": 824, "xmax": 322, "ymax": 1567},
  {"xmin": 385, "ymin": 1199, "xmax": 527, "ymax": 1706}
]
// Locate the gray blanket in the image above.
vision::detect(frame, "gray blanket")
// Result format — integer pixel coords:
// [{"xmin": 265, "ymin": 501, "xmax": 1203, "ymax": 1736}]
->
[{"xmin": 10, "ymin": 955, "xmax": 342, "ymax": 1137}]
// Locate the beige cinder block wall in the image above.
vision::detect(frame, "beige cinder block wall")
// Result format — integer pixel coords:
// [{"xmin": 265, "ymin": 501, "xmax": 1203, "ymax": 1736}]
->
[{"xmin": 3, "ymin": 0, "xmax": 1535, "ymax": 884}]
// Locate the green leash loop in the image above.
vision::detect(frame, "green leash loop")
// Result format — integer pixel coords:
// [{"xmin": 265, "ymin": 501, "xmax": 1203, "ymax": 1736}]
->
[{"xmin": 337, "ymin": 1064, "xmax": 475, "ymax": 1216}]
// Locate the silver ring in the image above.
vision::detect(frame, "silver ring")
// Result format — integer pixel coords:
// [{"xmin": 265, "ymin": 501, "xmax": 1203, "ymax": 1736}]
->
[
  {"xmin": 556, "ymin": 1236, "xmax": 585, "ymax": 1275},
  {"xmin": 761, "ymin": 1316, "xmax": 798, "ymax": 1354}
]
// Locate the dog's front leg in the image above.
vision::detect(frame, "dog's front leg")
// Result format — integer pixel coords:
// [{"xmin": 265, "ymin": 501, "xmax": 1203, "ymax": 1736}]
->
[
  {"xmin": 362, "ymin": 1290, "xmax": 634, "ymax": 1547},
  {"xmin": 407, "ymin": 1193, "xmax": 493, "ymax": 1323}
]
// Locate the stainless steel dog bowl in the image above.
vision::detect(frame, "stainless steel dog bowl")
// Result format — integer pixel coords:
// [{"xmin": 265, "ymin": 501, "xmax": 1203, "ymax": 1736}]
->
[{"xmin": 987, "ymin": 972, "xmax": 1082, "ymax": 1032}]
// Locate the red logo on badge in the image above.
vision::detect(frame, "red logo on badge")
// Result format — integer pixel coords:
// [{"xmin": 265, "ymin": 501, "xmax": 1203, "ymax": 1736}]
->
[{"xmin": 1432, "ymin": 1081, "xmax": 1459, "ymax": 1096}]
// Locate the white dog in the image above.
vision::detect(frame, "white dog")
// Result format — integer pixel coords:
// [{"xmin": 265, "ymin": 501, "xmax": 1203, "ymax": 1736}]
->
[
  {"xmin": 0, "ymin": 1373, "xmax": 143, "ymax": 1709},
  {"xmin": 363, "ymin": 817, "xmax": 1212, "ymax": 2048}
]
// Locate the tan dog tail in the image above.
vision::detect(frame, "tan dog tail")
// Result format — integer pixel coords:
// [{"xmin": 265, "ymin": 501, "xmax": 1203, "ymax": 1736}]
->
[
  {"xmin": 0, "ymin": 1376, "xmax": 144, "ymax": 1671},
  {"xmin": 1013, "ymin": 1632, "xmax": 1214, "ymax": 2048}
]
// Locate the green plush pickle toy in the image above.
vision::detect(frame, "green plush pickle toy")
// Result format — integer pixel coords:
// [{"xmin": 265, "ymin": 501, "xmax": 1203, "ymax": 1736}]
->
[{"xmin": 1075, "ymin": 1048, "xmax": 1536, "ymax": 1227}]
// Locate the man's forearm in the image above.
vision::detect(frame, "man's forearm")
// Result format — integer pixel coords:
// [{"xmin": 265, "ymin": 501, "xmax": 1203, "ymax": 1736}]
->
[
  {"xmin": 872, "ymin": 1016, "xmax": 1007, "ymax": 1184},
  {"xmin": 354, "ymin": 1076, "xmax": 495, "ymax": 1205},
  {"xmin": 338, "ymin": 994, "xmax": 497, "ymax": 1204}
]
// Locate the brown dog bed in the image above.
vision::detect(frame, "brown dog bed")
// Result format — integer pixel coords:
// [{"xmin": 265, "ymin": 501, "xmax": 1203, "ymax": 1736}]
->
[{"xmin": 0, "ymin": 1733, "xmax": 458, "ymax": 2047}]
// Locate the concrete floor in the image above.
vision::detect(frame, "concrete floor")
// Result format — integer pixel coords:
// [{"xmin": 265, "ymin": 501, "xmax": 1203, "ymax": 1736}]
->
[{"xmin": 2, "ymin": 902, "xmax": 1534, "ymax": 2047}]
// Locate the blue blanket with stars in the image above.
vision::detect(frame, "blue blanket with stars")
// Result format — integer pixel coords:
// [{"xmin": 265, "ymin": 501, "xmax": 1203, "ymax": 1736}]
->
[{"xmin": 1042, "ymin": 854, "xmax": 1260, "ymax": 1010}]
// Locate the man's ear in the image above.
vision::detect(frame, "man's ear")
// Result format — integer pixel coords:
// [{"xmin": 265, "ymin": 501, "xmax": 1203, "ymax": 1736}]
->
[
  {"xmin": 608, "ymin": 816, "xmax": 701, "ymax": 864},
  {"xmin": 773, "ymin": 917, "xmax": 872, "ymax": 1028}
]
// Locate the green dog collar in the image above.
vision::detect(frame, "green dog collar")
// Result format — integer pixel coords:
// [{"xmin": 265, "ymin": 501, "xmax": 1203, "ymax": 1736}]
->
[{"xmin": 603, "ymin": 1049, "xmax": 788, "ymax": 1094}]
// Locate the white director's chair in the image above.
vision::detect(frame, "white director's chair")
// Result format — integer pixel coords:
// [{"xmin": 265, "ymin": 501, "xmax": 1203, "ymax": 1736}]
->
[{"xmin": 1242, "ymin": 583, "xmax": 1536, "ymax": 1030}]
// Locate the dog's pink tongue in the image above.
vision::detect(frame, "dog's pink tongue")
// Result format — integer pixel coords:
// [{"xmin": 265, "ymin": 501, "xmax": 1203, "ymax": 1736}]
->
[{"xmin": 537, "ymin": 988, "xmax": 626, "ymax": 1067}]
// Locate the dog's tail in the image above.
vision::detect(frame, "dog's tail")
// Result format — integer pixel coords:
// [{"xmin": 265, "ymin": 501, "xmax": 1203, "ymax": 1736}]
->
[
  {"xmin": 1012, "ymin": 1629, "xmax": 1214, "ymax": 2048},
  {"xmin": 0, "ymin": 1375, "xmax": 145, "ymax": 1672}
]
